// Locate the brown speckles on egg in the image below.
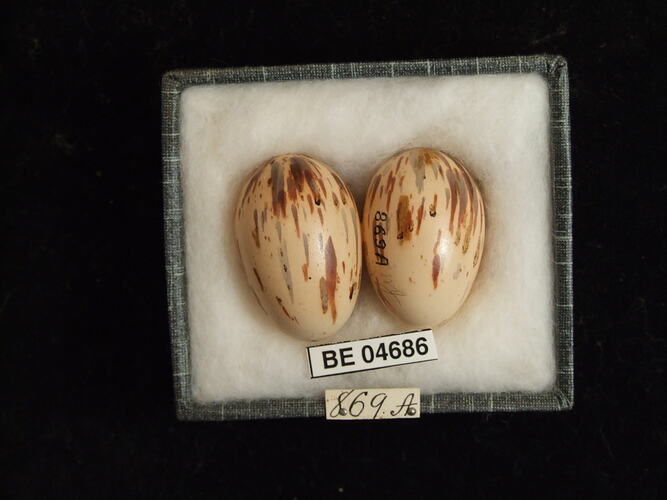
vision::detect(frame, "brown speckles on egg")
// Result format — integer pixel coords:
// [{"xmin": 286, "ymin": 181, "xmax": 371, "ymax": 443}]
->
[
  {"xmin": 252, "ymin": 209, "xmax": 260, "ymax": 248},
  {"xmin": 302, "ymin": 233, "xmax": 309, "ymax": 264},
  {"xmin": 319, "ymin": 277, "xmax": 328, "ymax": 314},
  {"xmin": 473, "ymin": 231, "xmax": 482, "ymax": 267},
  {"xmin": 432, "ymin": 227, "xmax": 443, "ymax": 290},
  {"xmin": 236, "ymin": 154, "xmax": 362, "ymax": 340},
  {"xmin": 416, "ymin": 197, "xmax": 425, "ymax": 234},
  {"xmin": 432, "ymin": 255, "xmax": 441, "ymax": 289},
  {"xmin": 306, "ymin": 158, "xmax": 322, "ymax": 174},
  {"xmin": 275, "ymin": 296, "xmax": 298, "ymax": 323},
  {"xmin": 331, "ymin": 173, "xmax": 349, "ymax": 205},
  {"xmin": 279, "ymin": 239, "xmax": 294, "ymax": 302},
  {"xmin": 421, "ymin": 149, "xmax": 436, "ymax": 165},
  {"xmin": 446, "ymin": 168, "xmax": 459, "ymax": 233},
  {"xmin": 274, "ymin": 220, "xmax": 282, "ymax": 242},
  {"xmin": 411, "ymin": 152, "xmax": 426, "ymax": 192},
  {"xmin": 251, "ymin": 288, "xmax": 267, "ymax": 313},
  {"xmin": 253, "ymin": 267, "xmax": 264, "ymax": 291},
  {"xmin": 341, "ymin": 208, "xmax": 349, "ymax": 243},
  {"xmin": 361, "ymin": 148, "xmax": 485, "ymax": 327},
  {"xmin": 369, "ymin": 175, "xmax": 381, "ymax": 205},
  {"xmin": 286, "ymin": 175, "xmax": 297, "ymax": 202},
  {"xmin": 385, "ymin": 170, "xmax": 397, "ymax": 211},
  {"xmin": 291, "ymin": 204, "xmax": 300, "ymax": 237},
  {"xmin": 289, "ymin": 156, "xmax": 307, "ymax": 192},
  {"xmin": 396, "ymin": 195, "xmax": 413, "ymax": 242},
  {"xmin": 433, "ymin": 229, "xmax": 443, "ymax": 254},
  {"xmin": 241, "ymin": 167, "xmax": 263, "ymax": 204},
  {"xmin": 304, "ymin": 164, "xmax": 323, "ymax": 204},
  {"xmin": 318, "ymin": 236, "xmax": 338, "ymax": 323},
  {"xmin": 270, "ymin": 161, "xmax": 287, "ymax": 217},
  {"xmin": 316, "ymin": 175, "xmax": 327, "ymax": 199},
  {"xmin": 350, "ymin": 206, "xmax": 360, "ymax": 253},
  {"xmin": 457, "ymin": 171, "xmax": 468, "ymax": 228}
]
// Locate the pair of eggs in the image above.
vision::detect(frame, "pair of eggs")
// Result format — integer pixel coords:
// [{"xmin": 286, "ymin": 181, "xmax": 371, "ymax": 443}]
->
[{"xmin": 234, "ymin": 148, "xmax": 485, "ymax": 341}]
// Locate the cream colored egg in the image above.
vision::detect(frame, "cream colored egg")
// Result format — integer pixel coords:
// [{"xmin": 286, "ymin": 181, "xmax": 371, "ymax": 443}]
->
[
  {"xmin": 235, "ymin": 154, "xmax": 362, "ymax": 341},
  {"xmin": 362, "ymin": 148, "xmax": 485, "ymax": 327}
]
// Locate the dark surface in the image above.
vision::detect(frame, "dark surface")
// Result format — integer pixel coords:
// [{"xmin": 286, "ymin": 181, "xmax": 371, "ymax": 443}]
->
[{"xmin": 2, "ymin": 1, "xmax": 665, "ymax": 498}]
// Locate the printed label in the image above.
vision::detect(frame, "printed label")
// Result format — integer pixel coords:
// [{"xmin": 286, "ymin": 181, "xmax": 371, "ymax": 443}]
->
[{"xmin": 307, "ymin": 328, "xmax": 437, "ymax": 378}]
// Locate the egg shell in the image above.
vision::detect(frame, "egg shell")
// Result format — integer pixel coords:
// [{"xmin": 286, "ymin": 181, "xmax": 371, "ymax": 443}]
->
[
  {"xmin": 235, "ymin": 154, "xmax": 362, "ymax": 341},
  {"xmin": 362, "ymin": 148, "xmax": 485, "ymax": 327}
]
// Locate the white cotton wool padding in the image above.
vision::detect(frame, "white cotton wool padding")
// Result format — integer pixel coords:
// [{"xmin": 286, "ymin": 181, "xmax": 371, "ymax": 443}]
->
[{"xmin": 179, "ymin": 74, "xmax": 556, "ymax": 402}]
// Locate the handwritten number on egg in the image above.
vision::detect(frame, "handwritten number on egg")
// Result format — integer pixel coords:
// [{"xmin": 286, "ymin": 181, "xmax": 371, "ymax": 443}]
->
[{"xmin": 373, "ymin": 211, "xmax": 389, "ymax": 265}]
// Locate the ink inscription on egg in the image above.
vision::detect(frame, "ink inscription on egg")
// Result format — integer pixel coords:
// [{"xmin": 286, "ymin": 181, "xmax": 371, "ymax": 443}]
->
[{"xmin": 362, "ymin": 148, "xmax": 485, "ymax": 327}]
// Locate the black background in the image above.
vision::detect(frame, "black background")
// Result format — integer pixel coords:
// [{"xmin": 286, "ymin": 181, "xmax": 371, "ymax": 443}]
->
[{"xmin": 3, "ymin": 1, "xmax": 665, "ymax": 498}]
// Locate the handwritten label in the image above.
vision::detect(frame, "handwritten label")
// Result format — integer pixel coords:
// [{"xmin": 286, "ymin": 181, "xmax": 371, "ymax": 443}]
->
[
  {"xmin": 373, "ymin": 210, "xmax": 389, "ymax": 265},
  {"xmin": 307, "ymin": 328, "xmax": 437, "ymax": 378},
  {"xmin": 325, "ymin": 388, "xmax": 420, "ymax": 420}
]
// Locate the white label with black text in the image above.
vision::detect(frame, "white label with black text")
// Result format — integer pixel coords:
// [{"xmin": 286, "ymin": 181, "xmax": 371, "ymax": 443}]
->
[
  {"xmin": 325, "ymin": 388, "xmax": 421, "ymax": 420},
  {"xmin": 307, "ymin": 328, "xmax": 437, "ymax": 378}
]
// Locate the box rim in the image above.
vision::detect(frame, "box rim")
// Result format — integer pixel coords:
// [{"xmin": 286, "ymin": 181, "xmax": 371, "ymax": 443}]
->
[{"xmin": 162, "ymin": 54, "xmax": 574, "ymax": 420}]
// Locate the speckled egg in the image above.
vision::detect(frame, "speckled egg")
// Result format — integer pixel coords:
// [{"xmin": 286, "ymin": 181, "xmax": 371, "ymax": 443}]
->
[
  {"xmin": 235, "ymin": 154, "xmax": 362, "ymax": 341},
  {"xmin": 362, "ymin": 148, "xmax": 485, "ymax": 327}
]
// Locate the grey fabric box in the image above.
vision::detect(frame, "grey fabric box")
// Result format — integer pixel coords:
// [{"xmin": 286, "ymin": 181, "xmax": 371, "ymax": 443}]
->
[{"xmin": 162, "ymin": 55, "xmax": 574, "ymax": 420}]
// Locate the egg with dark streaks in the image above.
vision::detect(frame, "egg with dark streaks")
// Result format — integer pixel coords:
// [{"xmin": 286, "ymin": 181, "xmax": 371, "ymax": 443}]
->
[
  {"xmin": 362, "ymin": 148, "xmax": 485, "ymax": 327},
  {"xmin": 235, "ymin": 154, "xmax": 362, "ymax": 341}
]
